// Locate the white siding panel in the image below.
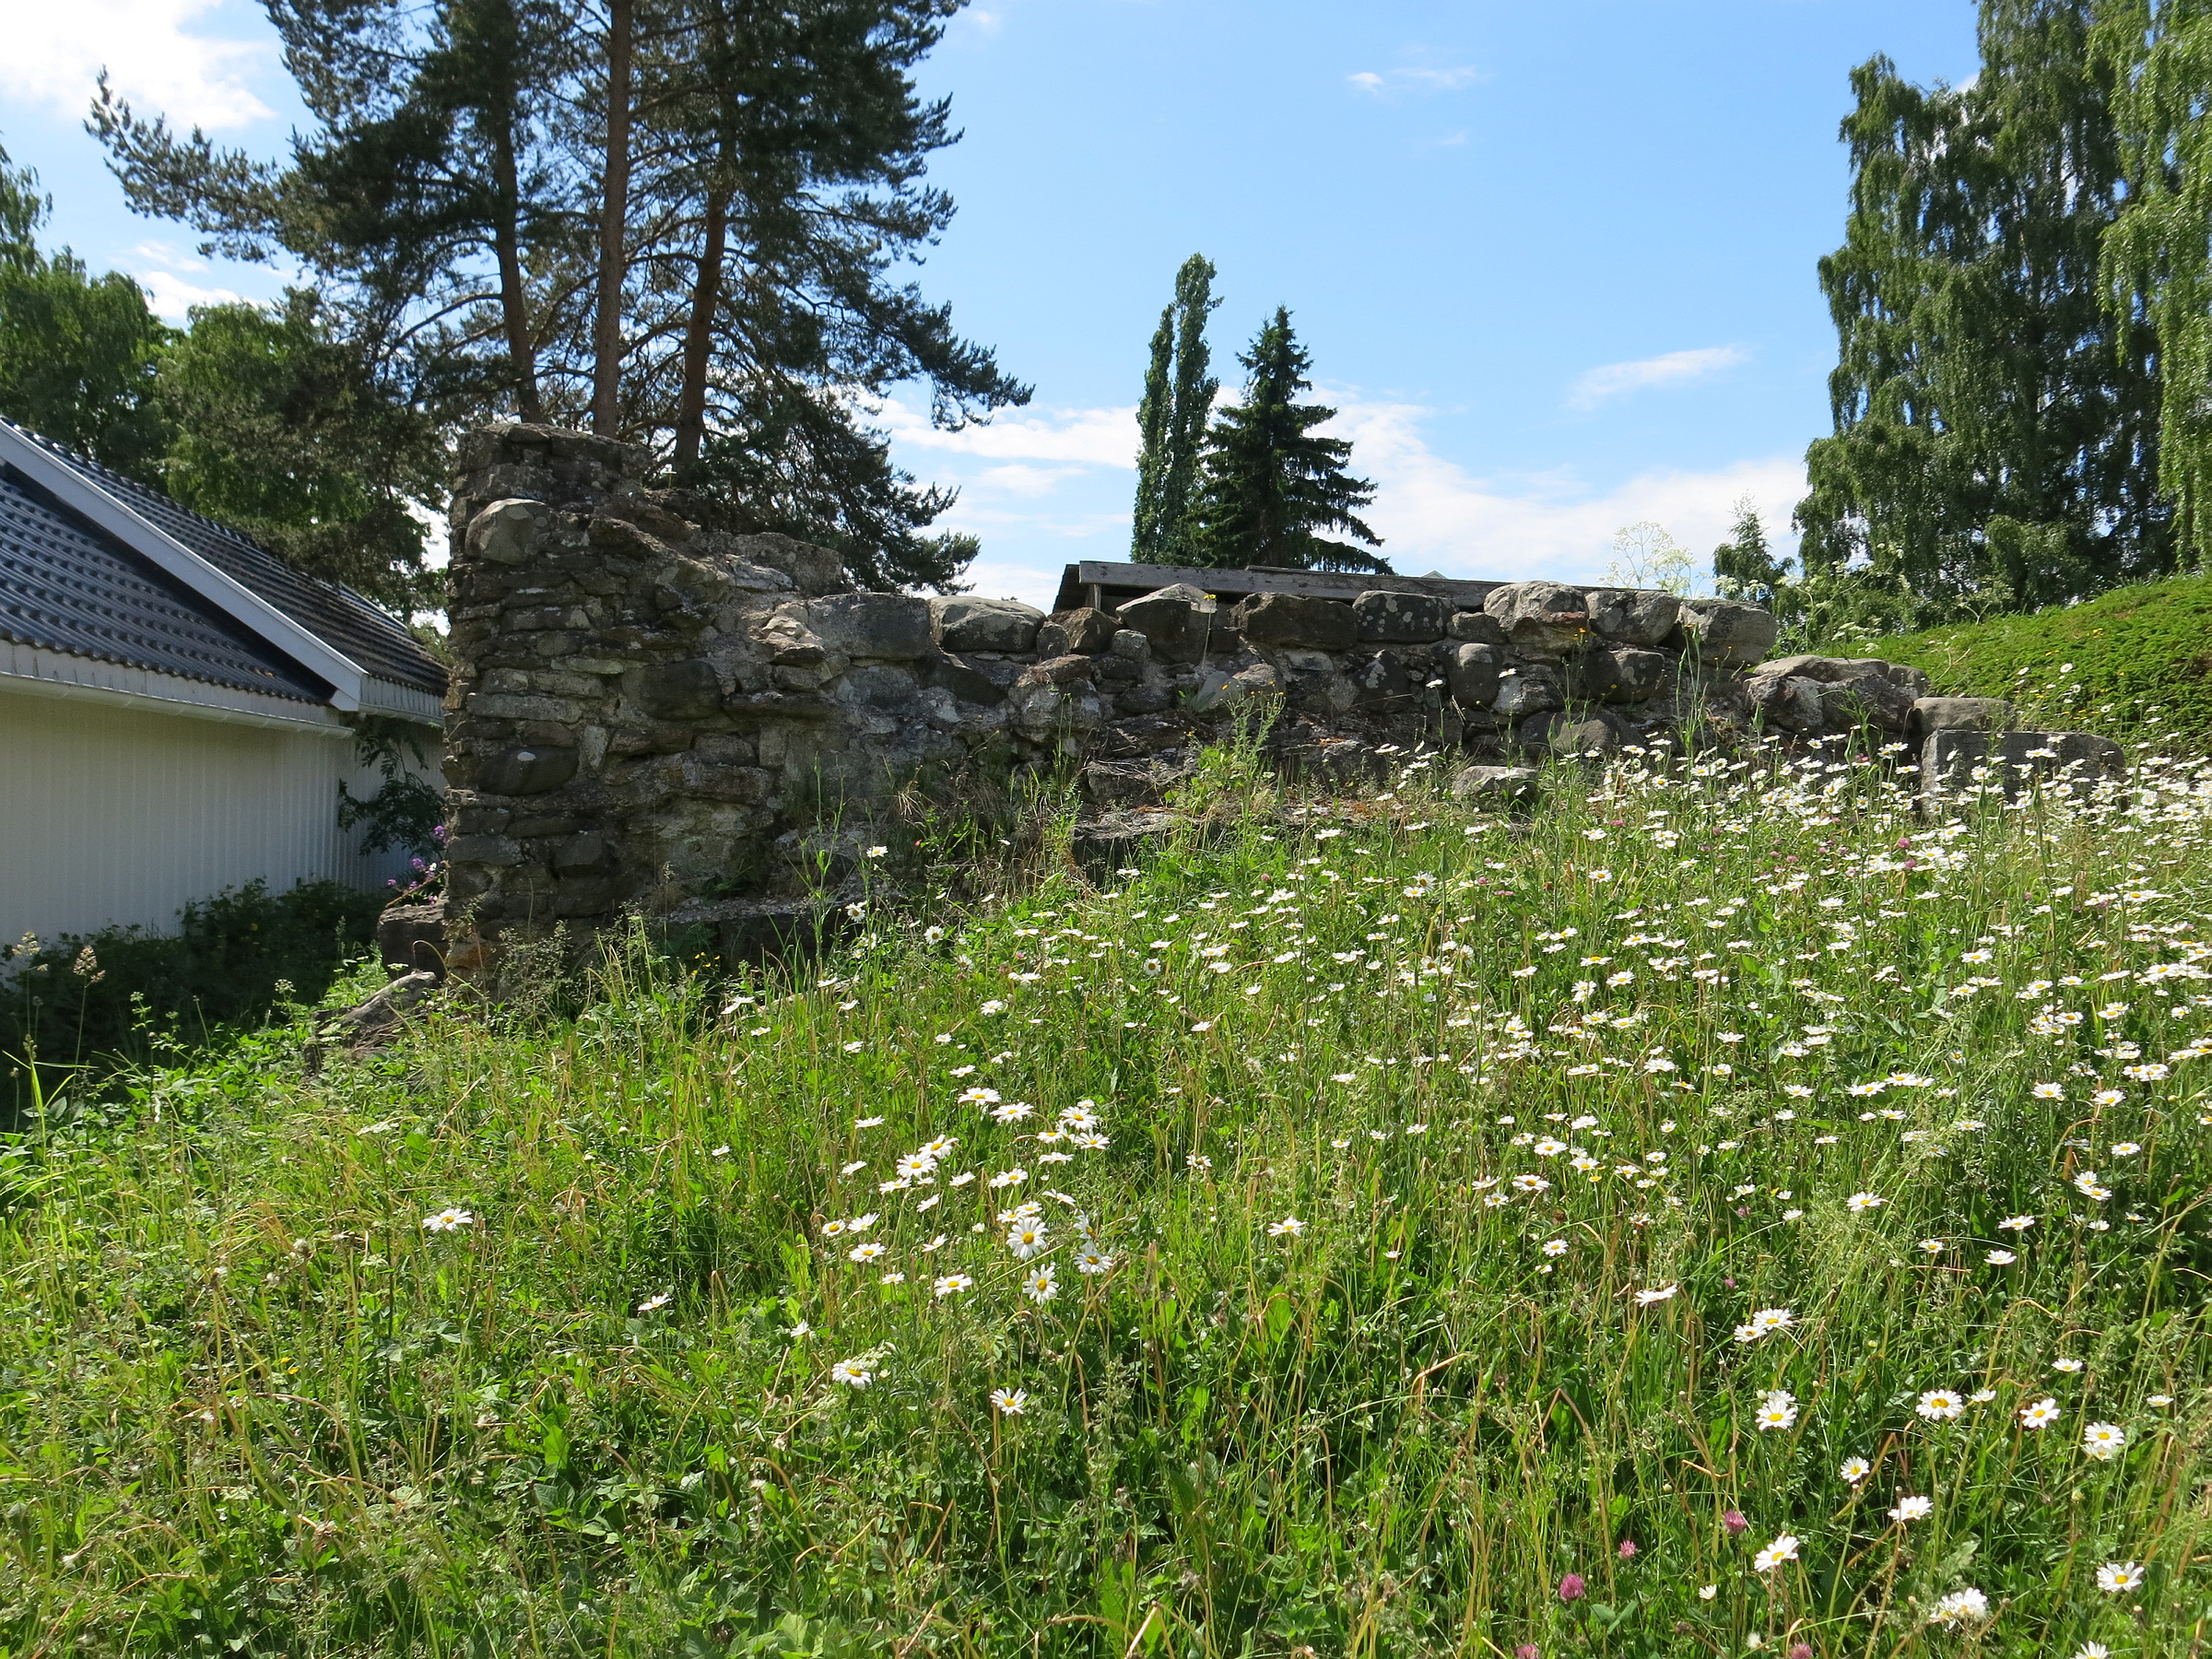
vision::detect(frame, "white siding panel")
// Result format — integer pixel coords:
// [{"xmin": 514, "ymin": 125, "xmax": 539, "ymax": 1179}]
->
[{"xmin": 0, "ymin": 683, "xmax": 439, "ymax": 946}]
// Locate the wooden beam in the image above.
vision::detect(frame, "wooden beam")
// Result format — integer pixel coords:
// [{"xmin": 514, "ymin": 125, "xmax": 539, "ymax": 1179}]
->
[{"xmin": 1052, "ymin": 560, "xmax": 1506, "ymax": 614}]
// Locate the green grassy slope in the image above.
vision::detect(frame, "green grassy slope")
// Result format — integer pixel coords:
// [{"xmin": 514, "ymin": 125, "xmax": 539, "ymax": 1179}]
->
[
  {"xmin": 3, "ymin": 747, "xmax": 2208, "ymax": 1656},
  {"xmin": 1829, "ymin": 571, "xmax": 2212, "ymax": 746}
]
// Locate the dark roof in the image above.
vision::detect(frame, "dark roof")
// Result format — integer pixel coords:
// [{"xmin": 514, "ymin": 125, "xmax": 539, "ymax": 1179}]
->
[
  {"xmin": 7, "ymin": 425, "xmax": 447, "ymax": 699},
  {"xmin": 0, "ymin": 467, "xmax": 328, "ymax": 701}
]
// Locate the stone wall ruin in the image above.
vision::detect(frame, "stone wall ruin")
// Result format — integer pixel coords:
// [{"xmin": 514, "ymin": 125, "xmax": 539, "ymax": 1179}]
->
[{"xmin": 429, "ymin": 423, "xmax": 2122, "ymax": 972}]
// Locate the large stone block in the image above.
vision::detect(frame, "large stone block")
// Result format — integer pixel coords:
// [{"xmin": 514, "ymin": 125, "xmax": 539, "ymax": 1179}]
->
[
  {"xmin": 465, "ymin": 499, "xmax": 551, "ymax": 567},
  {"xmin": 473, "ymin": 744, "xmax": 579, "ymax": 795},
  {"xmin": 1678, "ymin": 599, "xmax": 1779, "ymax": 665},
  {"xmin": 1448, "ymin": 609, "xmax": 1509, "ymax": 646},
  {"xmin": 1354, "ymin": 589, "xmax": 1449, "ymax": 643},
  {"xmin": 1912, "ymin": 696, "xmax": 2016, "ymax": 738},
  {"xmin": 1492, "ymin": 665, "xmax": 1564, "ymax": 720},
  {"xmin": 1483, "ymin": 581, "xmax": 1591, "ymax": 656},
  {"xmin": 1118, "ymin": 583, "xmax": 1216, "ymax": 664},
  {"xmin": 1584, "ymin": 588, "xmax": 1681, "ymax": 648},
  {"xmin": 1449, "ymin": 764, "xmax": 1541, "ymax": 805},
  {"xmin": 931, "ymin": 595, "xmax": 1043, "ymax": 653},
  {"xmin": 1575, "ymin": 643, "xmax": 1668, "ymax": 704},
  {"xmin": 1744, "ymin": 674, "xmax": 1827, "ymax": 733},
  {"xmin": 1922, "ymin": 729, "xmax": 2125, "ymax": 800},
  {"xmin": 1349, "ymin": 650, "xmax": 1411, "ymax": 705},
  {"xmin": 1754, "ymin": 654, "xmax": 1931, "ymax": 698},
  {"xmin": 1444, "ymin": 641, "xmax": 1503, "ymax": 705},
  {"xmin": 806, "ymin": 593, "xmax": 935, "ymax": 660},
  {"xmin": 633, "ymin": 658, "xmax": 723, "ymax": 721},
  {"xmin": 1038, "ymin": 606, "xmax": 1120, "ymax": 657},
  {"xmin": 1231, "ymin": 591, "xmax": 1357, "ymax": 650}
]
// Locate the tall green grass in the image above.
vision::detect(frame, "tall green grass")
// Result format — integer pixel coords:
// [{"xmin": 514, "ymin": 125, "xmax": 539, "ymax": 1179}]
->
[{"xmin": 2, "ymin": 735, "xmax": 2207, "ymax": 1657}]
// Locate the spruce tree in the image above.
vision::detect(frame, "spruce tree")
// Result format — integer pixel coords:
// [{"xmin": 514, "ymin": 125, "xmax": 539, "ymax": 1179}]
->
[
  {"xmin": 1189, "ymin": 308, "xmax": 1389, "ymax": 574},
  {"xmin": 1712, "ymin": 498, "xmax": 1790, "ymax": 606},
  {"xmin": 1132, "ymin": 253, "xmax": 1216, "ymax": 564},
  {"xmin": 1796, "ymin": 0, "xmax": 2171, "ymax": 620}
]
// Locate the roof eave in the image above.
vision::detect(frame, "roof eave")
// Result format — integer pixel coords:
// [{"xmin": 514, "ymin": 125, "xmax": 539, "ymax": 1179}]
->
[{"xmin": 0, "ymin": 420, "xmax": 371, "ymax": 712}]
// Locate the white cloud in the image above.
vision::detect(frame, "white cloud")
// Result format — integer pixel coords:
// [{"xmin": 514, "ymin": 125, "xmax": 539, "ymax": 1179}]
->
[
  {"xmin": 874, "ymin": 397, "xmax": 1137, "ymax": 466},
  {"xmin": 1324, "ymin": 394, "xmax": 1804, "ymax": 584},
  {"xmin": 1347, "ymin": 63, "xmax": 1485, "ymax": 98},
  {"xmin": 134, "ymin": 267, "xmax": 245, "ymax": 323},
  {"xmin": 1, "ymin": 0, "xmax": 276, "ymax": 131},
  {"xmin": 1568, "ymin": 346, "xmax": 1749, "ymax": 411}
]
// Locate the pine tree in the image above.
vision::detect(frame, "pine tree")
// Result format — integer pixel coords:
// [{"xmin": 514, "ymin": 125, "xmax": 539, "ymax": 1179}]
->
[
  {"xmin": 1189, "ymin": 308, "xmax": 1389, "ymax": 574},
  {"xmin": 91, "ymin": 0, "xmax": 1028, "ymax": 593},
  {"xmin": 1712, "ymin": 498, "xmax": 1791, "ymax": 606},
  {"xmin": 1132, "ymin": 253, "xmax": 1217, "ymax": 564},
  {"xmin": 2098, "ymin": 0, "xmax": 2212, "ymax": 561},
  {"xmin": 1796, "ymin": 0, "xmax": 2171, "ymax": 621}
]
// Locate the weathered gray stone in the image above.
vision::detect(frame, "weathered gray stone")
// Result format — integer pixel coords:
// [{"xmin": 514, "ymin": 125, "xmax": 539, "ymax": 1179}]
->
[
  {"xmin": 1530, "ymin": 710, "xmax": 1629, "ymax": 757},
  {"xmin": 1922, "ymin": 729, "xmax": 2125, "ymax": 799},
  {"xmin": 1444, "ymin": 641, "xmax": 1503, "ymax": 705},
  {"xmin": 1354, "ymin": 589, "xmax": 1449, "ymax": 642},
  {"xmin": 1191, "ymin": 662, "xmax": 1284, "ymax": 714},
  {"xmin": 1109, "ymin": 628, "xmax": 1151, "ymax": 662},
  {"xmin": 475, "ymin": 744, "xmax": 579, "ymax": 795},
  {"xmin": 1492, "ymin": 665, "xmax": 1565, "ymax": 720},
  {"xmin": 551, "ymin": 831, "xmax": 613, "ymax": 874},
  {"xmin": 1754, "ymin": 654, "xmax": 1928, "ymax": 698},
  {"xmin": 1232, "ymin": 591, "xmax": 1357, "ymax": 650},
  {"xmin": 835, "ymin": 664, "xmax": 922, "ymax": 712},
  {"xmin": 1118, "ymin": 583, "xmax": 1216, "ymax": 664},
  {"xmin": 1678, "ymin": 599, "xmax": 1780, "ymax": 666},
  {"xmin": 1448, "ymin": 764, "xmax": 1541, "ymax": 805},
  {"xmin": 806, "ymin": 593, "xmax": 935, "ymax": 660},
  {"xmin": 1448, "ymin": 610, "xmax": 1508, "ymax": 646},
  {"xmin": 931, "ymin": 595, "xmax": 1043, "ymax": 654},
  {"xmin": 1576, "ymin": 643, "xmax": 1668, "ymax": 704},
  {"xmin": 725, "ymin": 531, "xmax": 847, "ymax": 596},
  {"xmin": 376, "ymin": 902, "xmax": 445, "ymax": 976},
  {"xmin": 1028, "ymin": 653, "xmax": 1096, "ymax": 686},
  {"xmin": 1744, "ymin": 674, "xmax": 1827, "ymax": 733},
  {"xmin": 1815, "ymin": 675, "xmax": 1916, "ymax": 734},
  {"xmin": 465, "ymin": 499, "xmax": 551, "ymax": 566},
  {"xmin": 1912, "ymin": 696, "xmax": 2017, "ymax": 736},
  {"xmin": 634, "ymin": 659, "xmax": 723, "ymax": 721},
  {"xmin": 1349, "ymin": 651, "xmax": 1411, "ymax": 705},
  {"xmin": 1584, "ymin": 588, "xmax": 1682, "ymax": 648},
  {"xmin": 1483, "ymin": 581, "xmax": 1592, "ymax": 656},
  {"xmin": 1038, "ymin": 606, "xmax": 1120, "ymax": 657}
]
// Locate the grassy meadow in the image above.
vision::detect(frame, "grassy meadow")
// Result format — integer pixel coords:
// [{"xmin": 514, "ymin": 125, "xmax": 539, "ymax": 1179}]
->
[{"xmin": 5, "ymin": 734, "xmax": 2211, "ymax": 1657}]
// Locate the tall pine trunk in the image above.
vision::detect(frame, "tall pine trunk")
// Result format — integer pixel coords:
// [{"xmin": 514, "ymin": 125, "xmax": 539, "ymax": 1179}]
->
[
  {"xmin": 674, "ymin": 189, "xmax": 728, "ymax": 466},
  {"xmin": 592, "ymin": 0, "xmax": 634, "ymax": 435},
  {"xmin": 489, "ymin": 117, "xmax": 540, "ymax": 419}
]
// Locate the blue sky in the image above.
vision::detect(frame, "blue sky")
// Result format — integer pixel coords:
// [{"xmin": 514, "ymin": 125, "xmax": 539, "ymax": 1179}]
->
[{"xmin": 0, "ymin": 0, "xmax": 1982, "ymax": 609}]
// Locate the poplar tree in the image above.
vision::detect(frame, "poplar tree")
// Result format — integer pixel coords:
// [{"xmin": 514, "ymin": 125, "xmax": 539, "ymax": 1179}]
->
[
  {"xmin": 1796, "ymin": 0, "xmax": 2171, "ymax": 620},
  {"xmin": 1132, "ymin": 253, "xmax": 1217, "ymax": 564},
  {"xmin": 2097, "ymin": 0, "xmax": 2212, "ymax": 561},
  {"xmin": 1189, "ymin": 308, "xmax": 1390, "ymax": 574}
]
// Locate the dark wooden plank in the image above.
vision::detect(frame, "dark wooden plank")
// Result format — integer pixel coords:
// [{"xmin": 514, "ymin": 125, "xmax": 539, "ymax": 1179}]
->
[{"xmin": 1053, "ymin": 559, "xmax": 1504, "ymax": 613}]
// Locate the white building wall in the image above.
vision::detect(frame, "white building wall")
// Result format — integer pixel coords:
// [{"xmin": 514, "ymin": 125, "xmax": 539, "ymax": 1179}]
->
[{"xmin": 0, "ymin": 678, "xmax": 440, "ymax": 947}]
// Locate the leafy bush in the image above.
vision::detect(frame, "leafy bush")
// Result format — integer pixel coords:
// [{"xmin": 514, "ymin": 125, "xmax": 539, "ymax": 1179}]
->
[
  {"xmin": 0, "ymin": 743, "xmax": 2206, "ymax": 1654},
  {"xmin": 1, "ymin": 877, "xmax": 382, "ymax": 1106},
  {"xmin": 1834, "ymin": 571, "xmax": 2212, "ymax": 746}
]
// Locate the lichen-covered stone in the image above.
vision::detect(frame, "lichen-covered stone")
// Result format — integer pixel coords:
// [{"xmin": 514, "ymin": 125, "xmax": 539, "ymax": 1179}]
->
[
  {"xmin": 1118, "ymin": 584, "xmax": 1216, "ymax": 664},
  {"xmin": 1232, "ymin": 591, "xmax": 1357, "ymax": 650},
  {"xmin": 1483, "ymin": 581, "xmax": 1591, "ymax": 656},
  {"xmin": 1353, "ymin": 589, "xmax": 1448, "ymax": 643},
  {"xmin": 1583, "ymin": 588, "xmax": 1681, "ymax": 648},
  {"xmin": 932, "ymin": 595, "xmax": 1044, "ymax": 653},
  {"xmin": 1678, "ymin": 599, "xmax": 1779, "ymax": 665}
]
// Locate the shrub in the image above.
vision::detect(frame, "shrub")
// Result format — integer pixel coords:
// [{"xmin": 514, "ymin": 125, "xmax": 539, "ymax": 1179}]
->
[{"xmin": 1, "ymin": 877, "xmax": 382, "ymax": 1106}]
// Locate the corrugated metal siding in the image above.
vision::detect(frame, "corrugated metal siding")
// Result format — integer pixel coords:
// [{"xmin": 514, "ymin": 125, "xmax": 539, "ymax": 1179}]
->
[{"xmin": 0, "ymin": 684, "xmax": 440, "ymax": 947}]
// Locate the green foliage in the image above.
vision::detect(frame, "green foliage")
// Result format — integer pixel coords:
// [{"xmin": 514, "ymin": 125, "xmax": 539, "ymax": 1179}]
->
[
  {"xmin": 0, "ymin": 139, "xmax": 171, "ymax": 477},
  {"xmin": 2097, "ymin": 0, "xmax": 2212, "ymax": 561},
  {"xmin": 158, "ymin": 291, "xmax": 445, "ymax": 608},
  {"xmin": 1, "ymin": 879, "xmax": 384, "ymax": 1109},
  {"xmin": 1189, "ymin": 307, "xmax": 1391, "ymax": 574},
  {"xmin": 1132, "ymin": 253, "xmax": 1218, "ymax": 566},
  {"xmin": 1713, "ymin": 497, "xmax": 1794, "ymax": 610},
  {"xmin": 335, "ymin": 716, "xmax": 447, "ymax": 857},
  {"xmin": 1, "ymin": 743, "xmax": 2206, "ymax": 1653},
  {"xmin": 93, "ymin": 0, "xmax": 1028, "ymax": 594},
  {"xmin": 1830, "ymin": 569, "xmax": 2212, "ymax": 745},
  {"xmin": 1798, "ymin": 0, "xmax": 2173, "ymax": 614}
]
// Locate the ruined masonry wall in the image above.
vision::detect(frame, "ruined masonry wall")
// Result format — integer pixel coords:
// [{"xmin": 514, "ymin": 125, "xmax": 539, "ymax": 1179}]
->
[{"xmin": 441, "ymin": 423, "xmax": 1946, "ymax": 966}]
